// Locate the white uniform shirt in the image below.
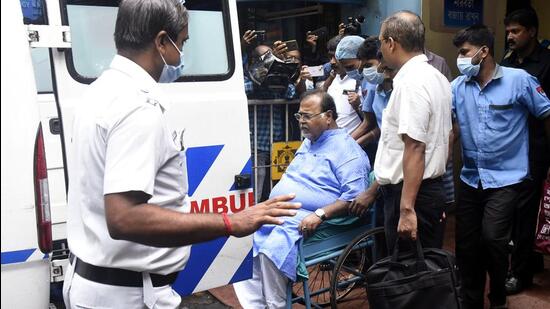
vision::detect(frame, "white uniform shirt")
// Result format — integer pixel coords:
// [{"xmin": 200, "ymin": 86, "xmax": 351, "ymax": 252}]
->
[
  {"xmin": 327, "ymin": 74, "xmax": 362, "ymax": 133},
  {"xmin": 66, "ymin": 55, "xmax": 190, "ymax": 275},
  {"xmin": 374, "ymin": 54, "xmax": 452, "ymax": 185}
]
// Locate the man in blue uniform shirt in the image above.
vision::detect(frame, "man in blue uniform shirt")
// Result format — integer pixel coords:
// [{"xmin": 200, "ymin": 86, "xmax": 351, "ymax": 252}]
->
[{"xmin": 451, "ymin": 25, "xmax": 550, "ymax": 309}]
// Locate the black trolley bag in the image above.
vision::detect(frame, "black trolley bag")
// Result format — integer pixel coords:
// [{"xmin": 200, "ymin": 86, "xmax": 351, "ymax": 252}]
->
[{"xmin": 365, "ymin": 239, "xmax": 461, "ymax": 309}]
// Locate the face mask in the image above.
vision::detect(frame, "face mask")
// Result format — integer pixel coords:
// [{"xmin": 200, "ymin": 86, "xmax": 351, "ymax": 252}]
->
[
  {"xmin": 362, "ymin": 66, "xmax": 385, "ymax": 85},
  {"xmin": 159, "ymin": 36, "xmax": 185, "ymax": 83},
  {"xmin": 456, "ymin": 47, "xmax": 484, "ymax": 78},
  {"xmin": 346, "ymin": 69, "xmax": 363, "ymax": 81}
]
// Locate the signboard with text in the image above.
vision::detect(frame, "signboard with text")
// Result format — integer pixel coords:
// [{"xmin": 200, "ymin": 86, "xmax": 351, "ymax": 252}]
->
[{"xmin": 444, "ymin": 0, "xmax": 483, "ymax": 28}]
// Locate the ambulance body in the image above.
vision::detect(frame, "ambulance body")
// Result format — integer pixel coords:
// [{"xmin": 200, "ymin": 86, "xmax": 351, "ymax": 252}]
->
[{"xmin": 1, "ymin": 0, "xmax": 253, "ymax": 307}]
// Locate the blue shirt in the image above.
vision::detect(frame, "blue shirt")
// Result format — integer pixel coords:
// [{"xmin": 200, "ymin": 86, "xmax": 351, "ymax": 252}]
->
[
  {"xmin": 363, "ymin": 86, "xmax": 392, "ymax": 129},
  {"xmin": 253, "ymin": 128, "xmax": 370, "ymax": 280},
  {"xmin": 360, "ymin": 79, "xmax": 377, "ymax": 113},
  {"xmin": 451, "ymin": 65, "xmax": 550, "ymax": 189}
]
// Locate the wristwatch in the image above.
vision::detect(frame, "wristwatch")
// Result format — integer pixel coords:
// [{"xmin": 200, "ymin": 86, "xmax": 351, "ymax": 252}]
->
[{"xmin": 315, "ymin": 208, "xmax": 327, "ymax": 221}]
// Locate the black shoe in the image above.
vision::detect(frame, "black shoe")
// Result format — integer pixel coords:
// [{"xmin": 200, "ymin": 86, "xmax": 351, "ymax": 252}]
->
[{"xmin": 505, "ymin": 276, "xmax": 532, "ymax": 295}]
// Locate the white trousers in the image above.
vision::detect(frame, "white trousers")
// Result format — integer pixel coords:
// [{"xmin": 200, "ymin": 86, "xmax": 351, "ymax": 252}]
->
[
  {"xmin": 233, "ymin": 253, "xmax": 288, "ymax": 309},
  {"xmin": 63, "ymin": 261, "xmax": 181, "ymax": 309}
]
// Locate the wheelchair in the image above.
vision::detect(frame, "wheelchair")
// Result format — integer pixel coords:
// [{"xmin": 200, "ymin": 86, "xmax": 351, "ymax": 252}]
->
[{"xmin": 286, "ymin": 204, "xmax": 387, "ymax": 309}]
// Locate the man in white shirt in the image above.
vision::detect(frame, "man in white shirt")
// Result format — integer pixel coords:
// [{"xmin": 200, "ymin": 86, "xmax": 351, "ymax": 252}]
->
[
  {"xmin": 374, "ymin": 11, "xmax": 452, "ymax": 250},
  {"xmin": 323, "ymin": 35, "xmax": 363, "ymax": 134},
  {"xmin": 62, "ymin": 1, "xmax": 300, "ymax": 308}
]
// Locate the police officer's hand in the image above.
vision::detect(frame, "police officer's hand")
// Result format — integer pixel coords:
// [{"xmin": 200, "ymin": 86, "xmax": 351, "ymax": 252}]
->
[
  {"xmin": 348, "ymin": 190, "xmax": 376, "ymax": 217},
  {"xmin": 397, "ymin": 208, "xmax": 417, "ymax": 240},
  {"xmin": 272, "ymin": 41, "xmax": 288, "ymax": 59},
  {"xmin": 229, "ymin": 193, "xmax": 301, "ymax": 237},
  {"xmin": 298, "ymin": 213, "xmax": 322, "ymax": 238},
  {"xmin": 347, "ymin": 91, "xmax": 361, "ymax": 110}
]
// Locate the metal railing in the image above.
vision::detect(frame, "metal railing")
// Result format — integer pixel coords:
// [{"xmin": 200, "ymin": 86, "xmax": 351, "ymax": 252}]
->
[{"xmin": 248, "ymin": 98, "xmax": 301, "ymax": 202}]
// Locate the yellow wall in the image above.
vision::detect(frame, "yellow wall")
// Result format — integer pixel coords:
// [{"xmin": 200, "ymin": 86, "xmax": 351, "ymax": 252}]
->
[
  {"xmin": 532, "ymin": 0, "xmax": 550, "ymax": 40},
  {"xmin": 422, "ymin": 0, "xmax": 507, "ymax": 79}
]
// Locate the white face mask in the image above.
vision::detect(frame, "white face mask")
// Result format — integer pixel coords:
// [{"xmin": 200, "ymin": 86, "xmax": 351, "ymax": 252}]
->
[
  {"xmin": 158, "ymin": 36, "xmax": 185, "ymax": 83},
  {"xmin": 456, "ymin": 47, "xmax": 485, "ymax": 78},
  {"xmin": 362, "ymin": 65, "xmax": 385, "ymax": 85}
]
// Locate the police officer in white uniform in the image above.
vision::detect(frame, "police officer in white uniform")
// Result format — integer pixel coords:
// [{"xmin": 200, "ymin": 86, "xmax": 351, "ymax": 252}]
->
[{"xmin": 62, "ymin": 1, "xmax": 300, "ymax": 308}]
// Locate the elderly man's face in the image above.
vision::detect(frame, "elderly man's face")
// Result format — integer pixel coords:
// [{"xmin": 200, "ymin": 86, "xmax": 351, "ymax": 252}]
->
[
  {"xmin": 298, "ymin": 96, "xmax": 330, "ymax": 142},
  {"xmin": 378, "ymin": 24, "xmax": 397, "ymax": 69}
]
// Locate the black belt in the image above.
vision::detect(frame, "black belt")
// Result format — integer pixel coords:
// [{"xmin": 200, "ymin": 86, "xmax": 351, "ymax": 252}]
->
[
  {"xmin": 382, "ymin": 177, "xmax": 443, "ymax": 192},
  {"xmin": 69, "ymin": 253, "xmax": 178, "ymax": 287}
]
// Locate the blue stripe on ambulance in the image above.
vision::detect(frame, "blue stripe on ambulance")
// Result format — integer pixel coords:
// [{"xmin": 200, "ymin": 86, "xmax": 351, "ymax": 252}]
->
[
  {"xmin": 230, "ymin": 248, "xmax": 253, "ymax": 283},
  {"xmin": 1, "ymin": 249, "xmax": 48, "ymax": 264},
  {"xmin": 186, "ymin": 145, "xmax": 224, "ymax": 196},
  {"xmin": 173, "ymin": 236, "xmax": 229, "ymax": 295}
]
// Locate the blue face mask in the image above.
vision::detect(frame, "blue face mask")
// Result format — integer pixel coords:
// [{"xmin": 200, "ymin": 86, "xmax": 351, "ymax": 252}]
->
[
  {"xmin": 159, "ymin": 36, "xmax": 185, "ymax": 83},
  {"xmin": 456, "ymin": 47, "xmax": 484, "ymax": 78},
  {"xmin": 346, "ymin": 69, "xmax": 363, "ymax": 81},
  {"xmin": 362, "ymin": 65, "xmax": 385, "ymax": 85}
]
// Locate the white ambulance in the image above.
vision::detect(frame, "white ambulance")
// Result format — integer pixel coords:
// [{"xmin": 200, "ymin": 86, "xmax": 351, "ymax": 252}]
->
[{"xmin": 1, "ymin": 0, "xmax": 254, "ymax": 307}]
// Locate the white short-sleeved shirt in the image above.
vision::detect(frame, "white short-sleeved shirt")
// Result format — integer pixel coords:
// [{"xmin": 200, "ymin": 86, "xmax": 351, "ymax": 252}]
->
[
  {"xmin": 374, "ymin": 54, "xmax": 452, "ymax": 185},
  {"xmin": 327, "ymin": 74, "xmax": 362, "ymax": 133},
  {"xmin": 66, "ymin": 55, "xmax": 190, "ymax": 275}
]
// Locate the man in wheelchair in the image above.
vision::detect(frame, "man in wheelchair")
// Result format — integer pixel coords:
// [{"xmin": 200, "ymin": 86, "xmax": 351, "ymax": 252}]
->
[{"xmin": 234, "ymin": 89, "xmax": 371, "ymax": 308}]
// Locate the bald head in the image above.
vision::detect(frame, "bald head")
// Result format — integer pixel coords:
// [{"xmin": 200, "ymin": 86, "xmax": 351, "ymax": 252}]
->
[
  {"xmin": 381, "ymin": 10, "xmax": 425, "ymax": 53},
  {"xmin": 252, "ymin": 45, "xmax": 272, "ymax": 58}
]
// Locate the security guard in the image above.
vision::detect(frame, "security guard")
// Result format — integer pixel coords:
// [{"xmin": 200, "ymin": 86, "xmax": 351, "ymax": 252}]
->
[
  {"xmin": 62, "ymin": 1, "xmax": 300, "ymax": 308},
  {"xmin": 500, "ymin": 7, "xmax": 550, "ymax": 294},
  {"xmin": 451, "ymin": 25, "xmax": 550, "ymax": 309}
]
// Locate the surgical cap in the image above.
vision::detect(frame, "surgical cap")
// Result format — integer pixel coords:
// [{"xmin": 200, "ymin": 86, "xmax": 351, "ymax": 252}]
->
[{"xmin": 335, "ymin": 35, "xmax": 365, "ymax": 60}]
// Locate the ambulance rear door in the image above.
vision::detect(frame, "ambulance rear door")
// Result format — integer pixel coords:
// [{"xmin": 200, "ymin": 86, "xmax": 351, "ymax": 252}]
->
[{"xmin": 46, "ymin": 0, "xmax": 254, "ymax": 295}]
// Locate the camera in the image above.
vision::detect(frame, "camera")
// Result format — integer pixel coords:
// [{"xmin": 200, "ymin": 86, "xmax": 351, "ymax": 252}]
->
[
  {"xmin": 343, "ymin": 15, "xmax": 365, "ymax": 36},
  {"xmin": 248, "ymin": 51, "xmax": 300, "ymax": 95}
]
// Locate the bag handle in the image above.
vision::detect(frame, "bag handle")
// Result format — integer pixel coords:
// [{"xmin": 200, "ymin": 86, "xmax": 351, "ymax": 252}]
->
[{"xmin": 390, "ymin": 237, "xmax": 428, "ymax": 272}]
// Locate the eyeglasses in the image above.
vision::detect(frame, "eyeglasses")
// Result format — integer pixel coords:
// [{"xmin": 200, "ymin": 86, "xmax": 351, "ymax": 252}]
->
[{"xmin": 294, "ymin": 112, "xmax": 325, "ymax": 121}]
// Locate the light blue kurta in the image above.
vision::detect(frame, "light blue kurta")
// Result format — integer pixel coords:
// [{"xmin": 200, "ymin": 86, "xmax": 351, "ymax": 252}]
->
[{"xmin": 253, "ymin": 128, "xmax": 370, "ymax": 281}]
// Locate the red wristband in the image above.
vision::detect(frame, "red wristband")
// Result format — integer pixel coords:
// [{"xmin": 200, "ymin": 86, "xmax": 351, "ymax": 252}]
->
[{"xmin": 222, "ymin": 213, "xmax": 233, "ymax": 236}]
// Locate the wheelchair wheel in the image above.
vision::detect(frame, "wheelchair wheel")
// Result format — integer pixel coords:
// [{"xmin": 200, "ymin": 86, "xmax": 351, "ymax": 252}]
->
[
  {"xmin": 292, "ymin": 258, "xmax": 337, "ymax": 307},
  {"xmin": 329, "ymin": 227, "xmax": 387, "ymax": 308}
]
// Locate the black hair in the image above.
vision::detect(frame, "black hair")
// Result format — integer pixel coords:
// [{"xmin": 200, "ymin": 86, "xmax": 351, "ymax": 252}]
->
[
  {"xmin": 504, "ymin": 7, "xmax": 539, "ymax": 36},
  {"xmin": 357, "ymin": 36, "xmax": 380, "ymax": 60},
  {"xmin": 381, "ymin": 11, "xmax": 425, "ymax": 53},
  {"xmin": 453, "ymin": 24, "xmax": 495, "ymax": 55},
  {"xmin": 301, "ymin": 89, "xmax": 338, "ymax": 120},
  {"xmin": 115, "ymin": 0, "xmax": 188, "ymax": 52},
  {"xmin": 327, "ymin": 35, "xmax": 345, "ymax": 53}
]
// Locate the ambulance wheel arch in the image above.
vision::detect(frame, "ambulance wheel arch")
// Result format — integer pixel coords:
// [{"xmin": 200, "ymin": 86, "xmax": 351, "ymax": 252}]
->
[{"xmin": 47, "ymin": 0, "xmax": 254, "ymax": 295}]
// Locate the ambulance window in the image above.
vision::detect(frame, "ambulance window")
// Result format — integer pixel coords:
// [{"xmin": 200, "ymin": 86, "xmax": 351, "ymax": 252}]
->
[
  {"xmin": 20, "ymin": 0, "xmax": 47, "ymax": 25},
  {"xmin": 31, "ymin": 49, "xmax": 54, "ymax": 93},
  {"xmin": 64, "ymin": 0, "xmax": 234, "ymax": 83}
]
